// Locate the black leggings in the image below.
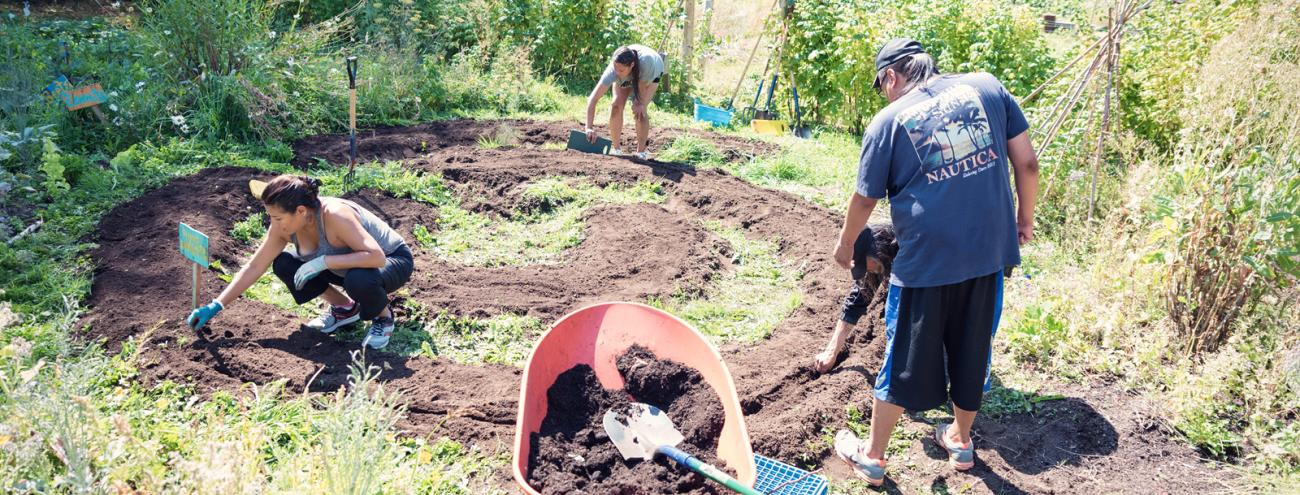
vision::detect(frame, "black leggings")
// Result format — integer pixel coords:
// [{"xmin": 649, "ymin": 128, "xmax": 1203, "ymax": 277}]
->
[{"xmin": 272, "ymin": 245, "xmax": 414, "ymax": 320}]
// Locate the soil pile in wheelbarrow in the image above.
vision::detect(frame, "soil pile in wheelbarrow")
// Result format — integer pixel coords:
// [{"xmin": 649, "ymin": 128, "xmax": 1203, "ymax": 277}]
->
[{"xmin": 527, "ymin": 345, "xmax": 730, "ymax": 494}]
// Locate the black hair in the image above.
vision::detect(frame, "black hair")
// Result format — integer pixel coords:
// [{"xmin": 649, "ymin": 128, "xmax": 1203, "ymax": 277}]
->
[
  {"xmin": 613, "ymin": 46, "xmax": 641, "ymax": 100},
  {"xmin": 879, "ymin": 53, "xmax": 941, "ymax": 95},
  {"xmin": 262, "ymin": 174, "xmax": 322, "ymax": 213}
]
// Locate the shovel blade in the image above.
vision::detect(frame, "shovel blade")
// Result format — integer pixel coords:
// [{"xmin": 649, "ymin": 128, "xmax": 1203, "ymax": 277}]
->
[{"xmin": 602, "ymin": 402, "xmax": 685, "ymax": 461}]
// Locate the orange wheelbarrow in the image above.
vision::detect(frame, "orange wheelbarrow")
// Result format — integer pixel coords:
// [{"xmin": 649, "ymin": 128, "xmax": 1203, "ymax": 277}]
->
[{"xmin": 511, "ymin": 302, "xmax": 757, "ymax": 494}]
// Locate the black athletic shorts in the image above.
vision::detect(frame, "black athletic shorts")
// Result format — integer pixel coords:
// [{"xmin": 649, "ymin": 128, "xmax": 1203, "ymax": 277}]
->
[
  {"xmin": 619, "ymin": 75, "xmax": 662, "ymax": 87},
  {"xmin": 873, "ymin": 270, "xmax": 1004, "ymax": 412}
]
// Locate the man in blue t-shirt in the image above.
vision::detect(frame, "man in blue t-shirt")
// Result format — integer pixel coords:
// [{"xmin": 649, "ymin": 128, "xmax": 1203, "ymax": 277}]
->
[{"xmin": 822, "ymin": 38, "xmax": 1040, "ymax": 486}]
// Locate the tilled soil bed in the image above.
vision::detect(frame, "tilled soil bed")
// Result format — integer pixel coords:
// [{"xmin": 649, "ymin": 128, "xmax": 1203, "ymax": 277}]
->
[
  {"xmin": 527, "ymin": 345, "xmax": 730, "ymax": 494},
  {"xmin": 78, "ymin": 119, "xmax": 1239, "ymax": 493}
]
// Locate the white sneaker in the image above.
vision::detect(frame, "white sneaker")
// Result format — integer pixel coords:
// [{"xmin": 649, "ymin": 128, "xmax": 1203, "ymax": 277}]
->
[
  {"xmin": 632, "ymin": 151, "xmax": 649, "ymax": 160},
  {"xmin": 610, "ymin": 147, "xmax": 626, "ymax": 156},
  {"xmin": 304, "ymin": 303, "xmax": 361, "ymax": 334},
  {"xmin": 362, "ymin": 316, "xmax": 395, "ymax": 349}
]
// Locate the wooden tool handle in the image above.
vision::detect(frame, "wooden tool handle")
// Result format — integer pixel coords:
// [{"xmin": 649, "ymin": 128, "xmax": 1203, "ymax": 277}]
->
[{"xmin": 349, "ymin": 89, "xmax": 356, "ymax": 131}]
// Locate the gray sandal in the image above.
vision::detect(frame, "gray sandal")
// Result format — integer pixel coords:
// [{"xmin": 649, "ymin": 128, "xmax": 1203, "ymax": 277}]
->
[
  {"xmin": 934, "ymin": 423, "xmax": 975, "ymax": 471},
  {"xmin": 834, "ymin": 430, "xmax": 885, "ymax": 486}
]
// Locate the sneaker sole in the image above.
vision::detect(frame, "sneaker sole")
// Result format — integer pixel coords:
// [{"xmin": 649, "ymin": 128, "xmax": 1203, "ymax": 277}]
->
[
  {"xmin": 318, "ymin": 313, "xmax": 361, "ymax": 334},
  {"xmin": 362, "ymin": 336, "xmax": 391, "ymax": 349}
]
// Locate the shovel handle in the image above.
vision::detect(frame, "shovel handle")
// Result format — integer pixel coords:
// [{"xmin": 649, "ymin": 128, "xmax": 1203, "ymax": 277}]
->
[
  {"xmin": 347, "ymin": 56, "xmax": 358, "ymax": 132},
  {"xmin": 346, "ymin": 56, "xmax": 358, "ymax": 89},
  {"xmin": 657, "ymin": 445, "xmax": 763, "ymax": 495}
]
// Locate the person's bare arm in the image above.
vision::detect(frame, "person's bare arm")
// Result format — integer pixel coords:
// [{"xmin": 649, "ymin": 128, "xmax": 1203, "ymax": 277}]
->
[
  {"xmin": 585, "ymin": 83, "xmax": 610, "ymax": 141},
  {"xmin": 215, "ymin": 230, "xmax": 288, "ymax": 307},
  {"xmin": 834, "ymin": 193, "xmax": 879, "ymax": 269},
  {"xmin": 1007, "ymin": 132, "xmax": 1039, "ymax": 246},
  {"xmin": 322, "ymin": 203, "xmax": 386, "ymax": 269}
]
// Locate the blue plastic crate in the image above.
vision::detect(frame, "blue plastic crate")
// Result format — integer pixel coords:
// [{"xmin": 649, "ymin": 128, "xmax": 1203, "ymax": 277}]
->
[
  {"xmin": 753, "ymin": 454, "xmax": 828, "ymax": 495},
  {"xmin": 694, "ymin": 101, "xmax": 733, "ymax": 127}
]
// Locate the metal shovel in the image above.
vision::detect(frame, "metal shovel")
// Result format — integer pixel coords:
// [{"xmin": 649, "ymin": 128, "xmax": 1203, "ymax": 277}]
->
[
  {"xmin": 344, "ymin": 56, "xmax": 359, "ymax": 187},
  {"xmin": 792, "ymin": 85, "xmax": 811, "ymax": 139},
  {"xmin": 603, "ymin": 403, "xmax": 762, "ymax": 495}
]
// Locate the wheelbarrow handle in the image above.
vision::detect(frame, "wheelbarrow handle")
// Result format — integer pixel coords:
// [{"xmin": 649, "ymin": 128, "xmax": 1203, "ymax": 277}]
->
[{"xmin": 656, "ymin": 445, "xmax": 763, "ymax": 495}]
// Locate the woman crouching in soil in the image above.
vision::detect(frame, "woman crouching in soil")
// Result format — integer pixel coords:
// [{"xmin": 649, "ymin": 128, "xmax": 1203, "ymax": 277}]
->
[
  {"xmin": 186, "ymin": 175, "xmax": 414, "ymax": 350},
  {"xmin": 583, "ymin": 44, "xmax": 665, "ymax": 159}
]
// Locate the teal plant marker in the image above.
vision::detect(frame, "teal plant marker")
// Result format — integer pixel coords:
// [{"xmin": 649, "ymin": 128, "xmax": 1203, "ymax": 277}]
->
[{"xmin": 178, "ymin": 223, "xmax": 209, "ymax": 309}]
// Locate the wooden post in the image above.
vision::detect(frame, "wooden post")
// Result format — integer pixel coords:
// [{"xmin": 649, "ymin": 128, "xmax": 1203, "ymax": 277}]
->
[
  {"xmin": 682, "ymin": 0, "xmax": 695, "ymax": 90},
  {"xmin": 192, "ymin": 262, "xmax": 199, "ymax": 310},
  {"xmin": 1089, "ymin": 7, "xmax": 1117, "ymax": 222}
]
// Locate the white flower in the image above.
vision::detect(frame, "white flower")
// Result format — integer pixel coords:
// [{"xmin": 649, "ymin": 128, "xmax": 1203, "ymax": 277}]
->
[
  {"xmin": 268, "ymin": 30, "xmax": 277, "ymax": 39},
  {"xmin": 163, "ymin": 30, "xmax": 172, "ymax": 36},
  {"xmin": 109, "ymin": 91, "xmax": 118, "ymax": 97},
  {"xmin": 171, "ymin": 115, "xmax": 186, "ymax": 126},
  {"xmin": 1067, "ymin": 170, "xmax": 1086, "ymax": 182},
  {"xmin": 109, "ymin": 104, "xmax": 119, "ymax": 112},
  {"xmin": 135, "ymin": 81, "xmax": 146, "ymax": 89},
  {"xmin": 286, "ymin": 56, "xmax": 295, "ymax": 66}
]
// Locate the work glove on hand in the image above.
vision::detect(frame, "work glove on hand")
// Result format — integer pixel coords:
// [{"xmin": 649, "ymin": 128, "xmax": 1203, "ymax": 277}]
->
[
  {"xmin": 187, "ymin": 300, "xmax": 223, "ymax": 330},
  {"xmin": 293, "ymin": 257, "xmax": 329, "ymax": 290}
]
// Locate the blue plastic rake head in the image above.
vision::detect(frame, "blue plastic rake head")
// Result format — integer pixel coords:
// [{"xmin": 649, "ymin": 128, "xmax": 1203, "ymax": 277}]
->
[{"xmin": 752, "ymin": 454, "xmax": 828, "ymax": 495}]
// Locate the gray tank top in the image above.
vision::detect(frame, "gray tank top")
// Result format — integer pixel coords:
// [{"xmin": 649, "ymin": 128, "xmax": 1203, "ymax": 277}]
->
[{"xmin": 289, "ymin": 198, "xmax": 406, "ymax": 274}]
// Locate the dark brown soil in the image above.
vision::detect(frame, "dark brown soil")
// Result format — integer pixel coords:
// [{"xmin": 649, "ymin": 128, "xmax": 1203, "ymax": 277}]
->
[
  {"xmin": 289, "ymin": 118, "xmax": 778, "ymax": 170},
  {"xmin": 526, "ymin": 346, "xmax": 730, "ymax": 494},
  {"xmin": 79, "ymin": 119, "xmax": 1237, "ymax": 494}
]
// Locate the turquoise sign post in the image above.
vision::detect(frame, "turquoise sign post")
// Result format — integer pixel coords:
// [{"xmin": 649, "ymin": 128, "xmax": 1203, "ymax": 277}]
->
[{"xmin": 178, "ymin": 223, "xmax": 209, "ymax": 309}]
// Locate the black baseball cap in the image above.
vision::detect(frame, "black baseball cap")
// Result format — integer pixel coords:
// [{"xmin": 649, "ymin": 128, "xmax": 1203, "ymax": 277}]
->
[{"xmin": 874, "ymin": 38, "xmax": 926, "ymax": 89}]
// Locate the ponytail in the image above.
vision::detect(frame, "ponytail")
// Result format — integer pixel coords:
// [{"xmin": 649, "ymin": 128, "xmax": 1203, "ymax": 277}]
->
[
  {"xmin": 262, "ymin": 174, "xmax": 322, "ymax": 213},
  {"xmin": 613, "ymin": 46, "xmax": 641, "ymax": 100}
]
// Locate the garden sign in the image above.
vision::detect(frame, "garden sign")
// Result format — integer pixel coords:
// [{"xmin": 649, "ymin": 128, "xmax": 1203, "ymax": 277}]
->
[{"xmin": 178, "ymin": 223, "xmax": 209, "ymax": 310}]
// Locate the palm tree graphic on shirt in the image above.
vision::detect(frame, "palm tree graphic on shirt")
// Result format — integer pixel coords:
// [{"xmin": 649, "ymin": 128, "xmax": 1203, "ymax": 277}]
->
[{"xmin": 899, "ymin": 84, "xmax": 993, "ymax": 170}]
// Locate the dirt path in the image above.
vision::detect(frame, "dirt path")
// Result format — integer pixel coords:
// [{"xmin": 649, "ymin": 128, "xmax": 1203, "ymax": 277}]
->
[{"xmin": 79, "ymin": 120, "xmax": 1236, "ymax": 493}]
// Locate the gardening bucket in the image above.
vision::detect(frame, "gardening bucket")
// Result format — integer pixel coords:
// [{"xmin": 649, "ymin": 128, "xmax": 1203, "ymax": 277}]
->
[
  {"xmin": 694, "ymin": 98, "xmax": 733, "ymax": 127},
  {"xmin": 751, "ymin": 119, "xmax": 789, "ymax": 136},
  {"xmin": 511, "ymin": 302, "xmax": 757, "ymax": 494}
]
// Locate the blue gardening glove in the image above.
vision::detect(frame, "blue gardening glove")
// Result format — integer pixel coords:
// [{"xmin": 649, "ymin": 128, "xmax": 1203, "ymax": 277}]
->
[
  {"xmin": 187, "ymin": 300, "xmax": 223, "ymax": 330},
  {"xmin": 293, "ymin": 257, "xmax": 329, "ymax": 290}
]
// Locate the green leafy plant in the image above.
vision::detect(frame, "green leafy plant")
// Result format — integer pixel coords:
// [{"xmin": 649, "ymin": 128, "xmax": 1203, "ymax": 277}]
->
[
  {"xmin": 411, "ymin": 224, "xmax": 436, "ymax": 248},
  {"xmin": 37, "ymin": 139, "xmax": 69, "ymax": 196},
  {"xmin": 230, "ymin": 212, "xmax": 267, "ymax": 246},
  {"xmin": 658, "ymin": 135, "xmax": 724, "ymax": 166}
]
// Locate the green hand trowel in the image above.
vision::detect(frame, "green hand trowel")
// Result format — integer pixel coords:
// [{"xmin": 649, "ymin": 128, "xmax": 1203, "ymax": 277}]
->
[
  {"xmin": 566, "ymin": 129, "xmax": 612, "ymax": 155},
  {"xmin": 603, "ymin": 403, "xmax": 762, "ymax": 495}
]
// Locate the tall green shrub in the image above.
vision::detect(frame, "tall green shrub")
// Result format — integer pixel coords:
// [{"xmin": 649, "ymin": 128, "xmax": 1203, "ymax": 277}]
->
[
  {"xmin": 781, "ymin": 0, "xmax": 1054, "ymax": 131},
  {"xmin": 1117, "ymin": 0, "xmax": 1257, "ymax": 150},
  {"xmin": 1149, "ymin": 0, "xmax": 1299, "ymax": 356},
  {"xmin": 529, "ymin": 0, "xmax": 634, "ymax": 79},
  {"xmin": 139, "ymin": 0, "xmax": 274, "ymax": 81}
]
